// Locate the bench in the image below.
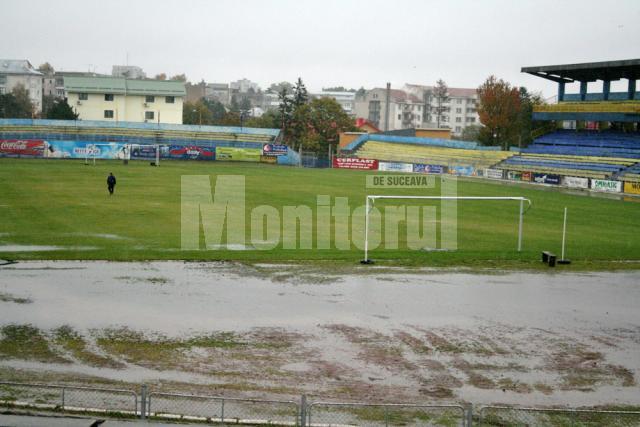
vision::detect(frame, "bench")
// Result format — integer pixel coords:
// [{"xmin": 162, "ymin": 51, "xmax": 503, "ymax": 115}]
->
[{"xmin": 542, "ymin": 251, "xmax": 557, "ymax": 267}]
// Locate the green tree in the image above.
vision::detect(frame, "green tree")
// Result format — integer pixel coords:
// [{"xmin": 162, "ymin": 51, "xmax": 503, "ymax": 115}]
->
[
  {"xmin": 38, "ymin": 62, "xmax": 54, "ymax": 75},
  {"xmin": 433, "ymin": 79, "xmax": 449, "ymax": 128},
  {"xmin": 0, "ymin": 84, "xmax": 34, "ymax": 118},
  {"xmin": 278, "ymin": 87, "xmax": 293, "ymax": 133},
  {"xmin": 293, "ymin": 77, "xmax": 308, "ymax": 107},
  {"xmin": 229, "ymin": 95, "xmax": 240, "ymax": 113},
  {"xmin": 239, "ymin": 96, "xmax": 252, "ymax": 112},
  {"xmin": 202, "ymin": 98, "xmax": 227, "ymax": 122},
  {"xmin": 308, "ymin": 97, "xmax": 355, "ymax": 153},
  {"xmin": 268, "ymin": 81, "xmax": 293, "ymax": 94},
  {"xmin": 46, "ymin": 98, "xmax": 79, "ymax": 120},
  {"xmin": 516, "ymin": 87, "xmax": 546, "ymax": 147},
  {"xmin": 41, "ymin": 95, "xmax": 57, "ymax": 118},
  {"xmin": 460, "ymin": 124, "xmax": 482, "ymax": 141},
  {"xmin": 183, "ymin": 100, "xmax": 214, "ymax": 125}
]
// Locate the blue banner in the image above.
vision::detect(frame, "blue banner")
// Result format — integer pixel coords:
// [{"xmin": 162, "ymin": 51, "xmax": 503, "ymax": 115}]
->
[
  {"xmin": 44, "ymin": 141, "xmax": 128, "ymax": 159},
  {"xmin": 533, "ymin": 173, "xmax": 561, "ymax": 185},
  {"xmin": 413, "ymin": 163, "xmax": 446, "ymax": 174},
  {"xmin": 129, "ymin": 144, "xmax": 170, "ymax": 160},
  {"xmin": 262, "ymin": 144, "xmax": 288, "ymax": 156},
  {"xmin": 168, "ymin": 145, "xmax": 215, "ymax": 160}
]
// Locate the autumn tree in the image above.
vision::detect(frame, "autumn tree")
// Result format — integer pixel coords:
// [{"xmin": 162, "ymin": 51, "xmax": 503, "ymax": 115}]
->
[
  {"xmin": 170, "ymin": 74, "xmax": 187, "ymax": 82},
  {"xmin": 476, "ymin": 75, "xmax": 522, "ymax": 150},
  {"xmin": 183, "ymin": 100, "xmax": 214, "ymax": 125},
  {"xmin": 154, "ymin": 73, "xmax": 167, "ymax": 80},
  {"xmin": 0, "ymin": 84, "xmax": 34, "ymax": 118},
  {"xmin": 308, "ymin": 97, "xmax": 355, "ymax": 153},
  {"xmin": 38, "ymin": 62, "xmax": 54, "ymax": 75}
]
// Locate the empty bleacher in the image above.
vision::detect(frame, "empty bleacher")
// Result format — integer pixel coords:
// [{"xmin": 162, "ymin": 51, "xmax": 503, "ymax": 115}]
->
[
  {"xmin": 0, "ymin": 119, "xmax": 280, "ymax": 149},
  {"xmin": 344, "ymin": 134, "xmax": 514, "ymax": 170},
  {"xmin": 496, "ymin": 130, "xmax": 640, "ymax": 180}
]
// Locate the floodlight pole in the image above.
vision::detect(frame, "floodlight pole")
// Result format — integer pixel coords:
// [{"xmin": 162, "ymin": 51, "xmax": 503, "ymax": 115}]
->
[{"xmin": 156, "ymin": 144, "xmax": 160, "ymax": 167}]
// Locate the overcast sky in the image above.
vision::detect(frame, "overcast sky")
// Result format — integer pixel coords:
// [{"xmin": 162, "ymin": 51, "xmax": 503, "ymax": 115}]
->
[{"xmin": 3, "ymin": 0, "xmax": 639, "ymax": 98}]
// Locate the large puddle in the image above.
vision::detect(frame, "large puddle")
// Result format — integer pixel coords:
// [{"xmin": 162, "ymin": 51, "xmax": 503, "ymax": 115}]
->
[{"xmin": 1, "ymin": 261, "xmax": 639, "ymax": 406}]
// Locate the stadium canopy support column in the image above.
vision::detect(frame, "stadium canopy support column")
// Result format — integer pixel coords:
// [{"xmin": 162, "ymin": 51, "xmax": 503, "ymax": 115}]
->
[
  {"xmin": 361, "ymin": 196, "xmax": 373, "ymax": 264},
  {"xmin": 156, "ymin": 144, "xmax": 160, "ymax": 167}
]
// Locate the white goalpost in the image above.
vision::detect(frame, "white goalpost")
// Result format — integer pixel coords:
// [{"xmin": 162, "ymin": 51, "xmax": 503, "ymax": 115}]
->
[
  {"xmin": 128, "ymin": 144, "xmax": 162, "ymax": 166},
  {"xmin": 362, "ymin": 196, "xmax": 532, "ymax": 264}
]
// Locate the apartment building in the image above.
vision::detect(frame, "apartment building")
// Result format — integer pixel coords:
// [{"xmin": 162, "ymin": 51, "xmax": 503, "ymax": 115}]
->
[
  {"xmin": 64, "ymin": 76, "xmax": 185, "ymax": 124},
  {"xmin": 0, "ymin": 59, "xmax": 44, "ymax": 113},
  {"xmin": 354, "ymin": 87, "xmax": 424, "ymax": 131}
]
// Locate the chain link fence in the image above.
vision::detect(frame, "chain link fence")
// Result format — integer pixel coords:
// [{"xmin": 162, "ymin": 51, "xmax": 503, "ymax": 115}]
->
[
  {"xmin": 478, "ymin": 405, "xmax": 640, "ymax": 426},
  {"xmin": 148, "ymin": 391, "xmax": 299, "ymax": 425},
  {"xmin": 0, "ymin": 381, "xmax": 138, "ymax": 415},
  {"xmin": 2, "ymin": 381, "xmax": 640, "ymax": 426},
  {"xmin": 306, "ymin": 402, "xmax": 468, "ymax": 427}
]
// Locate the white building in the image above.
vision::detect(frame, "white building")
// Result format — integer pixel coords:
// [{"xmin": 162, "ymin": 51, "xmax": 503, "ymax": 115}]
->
[
  {"xmin": 312, "ymin": 91, "xmax": 356, "ymax": 115},
  {"xmin": 230, "ymin": 78, "xmax": 260, "ymax": 93},
  {"xmin": 112, "ymin": 65, "xmax": 146, "ymax": 79},
  {"xmin": 403, "ymin": 83, "xmax": 479, "ymax": 136},
  {"xmin": 64, "ymin": 76, "xmax": 186, "ymax": 124},
  {"xmin": 354, "ymin": 87, "xmax": 424, "ymax": 131},
  {"xmin": 0, "ymin": 59, "xmax": 44, "ymax": 113}
]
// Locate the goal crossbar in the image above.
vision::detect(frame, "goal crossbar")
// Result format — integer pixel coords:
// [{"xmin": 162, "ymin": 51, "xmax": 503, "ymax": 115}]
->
[{"xmin": 363, "ymin": 195, "xmax": 532, "ymax": 263}]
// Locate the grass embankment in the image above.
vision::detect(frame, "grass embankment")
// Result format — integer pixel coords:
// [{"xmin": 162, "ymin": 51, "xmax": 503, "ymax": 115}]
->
[{"xmin": 1, "ymin": 158, "xmax": 639, "ymax": 268}]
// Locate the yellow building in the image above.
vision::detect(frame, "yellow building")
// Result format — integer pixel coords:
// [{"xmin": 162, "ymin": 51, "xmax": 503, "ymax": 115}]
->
[{"xmin": 64, "ymin": 76, "xmax": 186, "ymax": 124}]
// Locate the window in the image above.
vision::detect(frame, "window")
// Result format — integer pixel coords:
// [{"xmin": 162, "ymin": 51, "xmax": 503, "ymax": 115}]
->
[
  {"xmin": 145, "ymin": 95, "xmax": 155, "ymax": 103},
  {"xmin": 145, "ymin": 111, "xmax": 155, "ymax": 120},
  {"xmin": 466, "ymin": 117, "xmax": 476, "ymax": 123},
  {"xmin": 456, "ymin": 99, "xmax": 462, "ymax": 104},
  {"xmin": 104, "ymin": 110, "xmax": 114, "ymax": 119},
  {"xmin": 456, "ymin": 108, "xmax": 462, "ymax": 113},
  {"xmin": 0, "ymin": 75, "xmax": 6, "ymax": 84},
  {"xmin": 398, "ymin": 114, "xmax": 401, "ymax": 120},
  {"xmin": 455, "ymin": 117, "xmax": 462, "ymax": 123},
  {"xmin": 105, "ymin": 94, "xmax": 114, "ymax": 101},
  {"xmin": 79, "ymin": 93, "xmax": 88, "ymax": 100},
  {"xmin": 165, "ymin": 96, "xmax": 175, "ymax": 103},
  {"xmin": 455, "ymin": 126, "xmax": 461, "ymax": 132},
  {"xmin": 0, "ymin": 88, "xmax": 5, "ymax": 95}
]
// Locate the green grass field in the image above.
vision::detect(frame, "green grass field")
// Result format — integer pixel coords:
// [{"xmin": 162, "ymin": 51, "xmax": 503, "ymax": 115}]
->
[{"xmin": 1, "ymin": 158, "xmax": 640, "ymax": 268}]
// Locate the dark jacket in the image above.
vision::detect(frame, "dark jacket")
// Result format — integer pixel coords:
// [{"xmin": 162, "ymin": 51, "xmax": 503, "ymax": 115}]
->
[{"xmin": 107, "ymin": 175, "xmax": 116, "ymax": 186}]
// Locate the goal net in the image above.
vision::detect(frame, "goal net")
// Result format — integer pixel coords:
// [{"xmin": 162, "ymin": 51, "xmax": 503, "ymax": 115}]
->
[{"xmin": 362, "ymin": 195, "xmax": 532, "ymax": 263}]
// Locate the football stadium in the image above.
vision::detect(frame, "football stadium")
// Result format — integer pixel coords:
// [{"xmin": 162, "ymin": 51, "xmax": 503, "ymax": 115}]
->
[{"xmin": 2, "ymin": 22, "xmax": 640, "ymax": 426}]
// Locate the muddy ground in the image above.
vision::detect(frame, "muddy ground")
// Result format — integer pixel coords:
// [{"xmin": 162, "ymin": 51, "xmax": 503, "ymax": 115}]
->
[{"xmin": 0, "ymin": 261, "xmax": 639, "ymax": 407}]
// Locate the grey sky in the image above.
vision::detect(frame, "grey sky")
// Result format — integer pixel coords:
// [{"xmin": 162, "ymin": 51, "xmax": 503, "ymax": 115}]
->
[{"xmin": 3, "ymin": 0, "xmax": 639, "ymax": 98}]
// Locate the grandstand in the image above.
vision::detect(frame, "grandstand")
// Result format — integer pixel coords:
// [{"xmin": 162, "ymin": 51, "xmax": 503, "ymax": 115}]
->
[
  {"xmin": 0, "ymin": 119, "xmax": 280, "ymax": 148},
  {"xmin": 342, "ymin": 133, "xmax": 514, "ymax": 172}
]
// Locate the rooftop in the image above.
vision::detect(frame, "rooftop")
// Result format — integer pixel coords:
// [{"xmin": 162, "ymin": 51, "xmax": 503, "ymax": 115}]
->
[
  {"xmin": 0, "ymin": 59, "xmax": 43, "ymax": 76},
  {"xmin": 64, "ymin": 76, "xmax": 186, "ymax": 96},
  {"xmin": 522, "ymin": 59, "xmax": 640, "ymax": 83}
]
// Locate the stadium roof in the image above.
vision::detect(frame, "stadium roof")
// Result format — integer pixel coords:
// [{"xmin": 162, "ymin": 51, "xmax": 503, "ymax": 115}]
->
[
  {"xmin": 522, "ymin": 59, "xmax": 640, "ymax": 83},
  {"xmin": 64, "ymin": 76, "xmax": 186, "ymax": 96}
]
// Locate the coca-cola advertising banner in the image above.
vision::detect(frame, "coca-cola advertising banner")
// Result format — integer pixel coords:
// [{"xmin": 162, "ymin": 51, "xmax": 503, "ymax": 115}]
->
[
  {"xmin": 333, "ymin": 158, "xmax": 379, "ymax": 170},
  {"xmin": 0, "ymin": 140, "xmax": 46, "ymax": 157}
]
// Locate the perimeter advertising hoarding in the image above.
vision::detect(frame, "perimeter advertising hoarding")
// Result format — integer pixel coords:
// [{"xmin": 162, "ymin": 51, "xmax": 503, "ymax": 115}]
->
[
  {"xmin": 521, "ymin": 171, "xmax": 532, "ymax": 182},
  {"xmin": 448, "ymin": 165, "xmax": 476, "ymax": 176},
  {"xmin": 484, "ymin": 168, "xmax": 504, "ymax": 179},
  {"xmin": 168, "ymin": 145, "xmax": 215, "ymax": 160},
  {"xmin": 591, "ymin": 179, "xmax": 622, "ymax": 193},
  {"xmin": 0, "ymin": 140, "xmax": 45, "ymax": 157},
  {"xmin": 624, "ymin": 181, "xmax": 640, "ymax": 195},
  {"xmin": 563, "ymin": 176, "xmax": 589, "ymax": 189},
  {"xmin": 262, "ymin": 144, "xmax": 288, "ymax": 156},
  {"xmin": 44, "ymin": 141, "xmax": 128, "ymax": 159},
  {"xmin": 378, "ymin": 162, "xmax": 414, "ymax": 172},
  {"xmin": 260, "ymin": 155, "xmax": 278, "ymax": 164},
  {"xmin": 216, "ymin": 147, "xmax": 261, "ymax": 162},
  {"xmin": 507, "ymin": 171, "xmax": 522, "ymax": 181},
  {"xmin": 533, "ymin": 173, "xmax": 561, "ymax": 185},
  {"xmin": 333, "ymin": 158, "xmax": 379, "ymax": 170},
  {"xmin": 413, "ymin": 164, "xmax": 446, "ymax": 174}
]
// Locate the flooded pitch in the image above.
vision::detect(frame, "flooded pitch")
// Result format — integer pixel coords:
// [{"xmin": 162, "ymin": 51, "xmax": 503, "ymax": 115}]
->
[{"xmin": 0, "ymin": 261, "xmax": 639, "ymax": 407}]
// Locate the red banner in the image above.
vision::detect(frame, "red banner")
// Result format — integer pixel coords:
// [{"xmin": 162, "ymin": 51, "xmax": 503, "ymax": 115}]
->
[
  {"xmin": 333, "ymin": 157, "xmax": 378, "ymax": 170},
  {"xmin": 0, "ymin": 140, "xmax": 46, "ymax": 157}
]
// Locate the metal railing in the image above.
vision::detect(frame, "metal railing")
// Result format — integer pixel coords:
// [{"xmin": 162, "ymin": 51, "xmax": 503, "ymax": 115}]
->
[
  {"xmin": 307, "ymin": 402, "xmax": 468, "ymax": 427},
  {"xmin": 147, "ymin": 391, "xmax": 299, "ymax": 425},
  {"xmin": 1, "ymin": 381, "xmax": 640, "ymax": 426},
  {"xmin": 478, "ymin": 405, "xmax": 640, "ymax": 426},
  {"xmin": 0, "ymin": 381, "xmax": 138, "ymax": 415}
]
